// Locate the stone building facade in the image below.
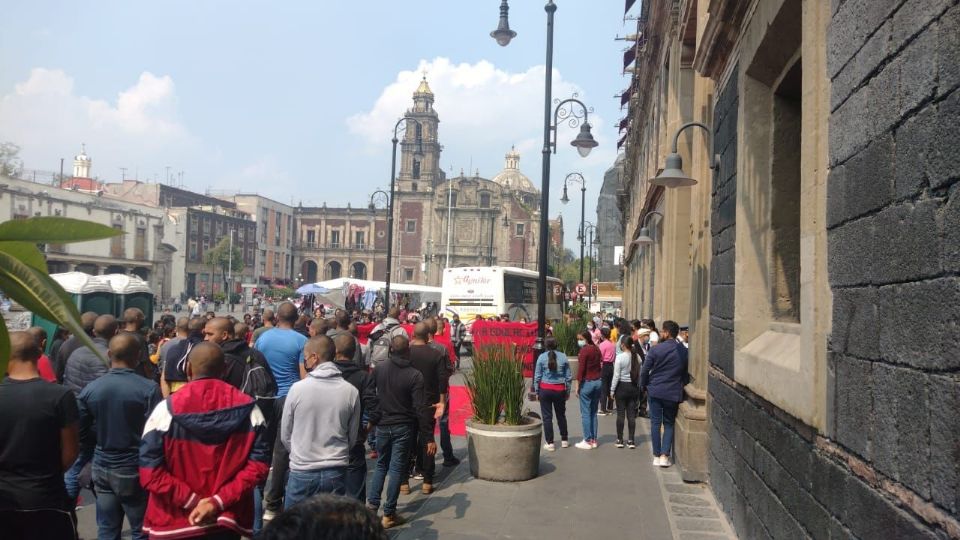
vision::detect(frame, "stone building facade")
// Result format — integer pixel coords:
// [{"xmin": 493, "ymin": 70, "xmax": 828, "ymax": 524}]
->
[
  {"xmin": 294, "ymin": 79, "xmax": 563, "ymax": 287},
  {"xmin": 223, "ymin": 194, "xmax": 296, "ymax": 285},
  {"xmin": 596, "ymin": 155, "xmax": 625, "ymax": 283},
  {"xmin": 619, "ymin": 0, "xmax": 958, "ymax": 537}
]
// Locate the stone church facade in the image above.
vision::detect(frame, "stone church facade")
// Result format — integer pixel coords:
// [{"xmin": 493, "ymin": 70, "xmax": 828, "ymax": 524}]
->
[{"xmin": 295, "ymin": 79, "xmax": 563, "ymax": 287}]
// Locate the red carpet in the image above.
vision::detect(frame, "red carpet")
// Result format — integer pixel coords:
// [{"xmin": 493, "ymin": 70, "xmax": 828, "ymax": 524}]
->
[{"xmin": 438, "ymin": 385, "xmax": 471, "ymax": 437}]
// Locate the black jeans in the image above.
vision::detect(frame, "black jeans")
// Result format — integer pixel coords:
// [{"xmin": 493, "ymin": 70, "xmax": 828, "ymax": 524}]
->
[
  {"xmin": 439, "ymin": 395, "xmax": 455, "ymax": 461},
  {"xmin": 538, "ymin": 388, "xmax": 568, "ymax": 444},
  {"xmin": 614, "ymin": 384, "xmax": 641, "ymax": 441},
  {"xmin": 0, "ymin": 509, "xmax": 77, "ymax": 540},
  {"xmin": 601, "ymin": 363, "xmax": 615, "ymax": 412},
  {"xmin": 264, "ymin": 395, "xmax": 289, "ymax": 513},
  {"xmin": 411, "ymin": 411, "xmax": 437, "ymax": 483}
]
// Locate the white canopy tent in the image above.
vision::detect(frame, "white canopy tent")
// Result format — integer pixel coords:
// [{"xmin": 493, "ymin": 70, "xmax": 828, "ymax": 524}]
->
[{"xmin": 307, "ymin": 277, "xmax": 442, "ymax": 308}]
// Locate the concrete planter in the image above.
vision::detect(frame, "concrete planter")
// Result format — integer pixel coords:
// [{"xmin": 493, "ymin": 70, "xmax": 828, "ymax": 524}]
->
[{"xmin": 465, "ymin": 416, "xmax": 543, "ymax": 482}]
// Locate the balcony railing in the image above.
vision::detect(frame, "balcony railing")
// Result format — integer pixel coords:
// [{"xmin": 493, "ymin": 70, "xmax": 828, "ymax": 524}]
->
[{"xmin": 294, "ymin": 242, "xmax": 380, "ymax": 252}]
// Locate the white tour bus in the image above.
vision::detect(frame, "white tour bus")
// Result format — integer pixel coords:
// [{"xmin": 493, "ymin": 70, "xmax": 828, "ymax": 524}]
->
[{"xmin": 440, "ymin": 266, "xmax": 563, "ymax": 331}]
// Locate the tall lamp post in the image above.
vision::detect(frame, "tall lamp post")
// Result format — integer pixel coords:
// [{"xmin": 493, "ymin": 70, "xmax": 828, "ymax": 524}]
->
[
  {"xmin": 560, "ymin": 172, "xmax": 586, "ymax": 283},
  {"xmin": 385, "ymin": 119, "xmax": 423, "ymax": 312},
  {"xmin": 491, "ymin": 0, "xmax": 599, "ymax": 354},
  {"xmin": 368, "ymin": 188, "xmax": 390, "ymax": 302},
  {"xmin": 584, "ymin": 222, "xmax": 598, "ymax": 306}
]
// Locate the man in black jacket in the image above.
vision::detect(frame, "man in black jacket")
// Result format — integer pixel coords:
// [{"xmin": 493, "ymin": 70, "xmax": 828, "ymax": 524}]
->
[
  {"xmin": 332, "ymin": 334, "xmax": 378, "ymax": 502},
  {"xmin": 55, "ymin": 311, "xmax": 98, "ymax": 383},
  {"xmin": 366, "ymin": 335, "xmax": 431, "ymax": 530},
  {"xmin": 405, "ymin": 322, "xmax": 447, "ymax": 495},
  {"xmin": 203, "ymin": 317, "xmax": 277, "ymax": 424}
]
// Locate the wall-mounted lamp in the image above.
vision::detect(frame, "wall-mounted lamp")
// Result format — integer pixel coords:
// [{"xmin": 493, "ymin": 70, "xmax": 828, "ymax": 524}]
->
[
  {"xmin": 631, "ymin": 210, "xmax": 664, "ymax": 246},
  {"xmin": 650, "ymin": 122, "xmax": 720, "ymax": 188}
]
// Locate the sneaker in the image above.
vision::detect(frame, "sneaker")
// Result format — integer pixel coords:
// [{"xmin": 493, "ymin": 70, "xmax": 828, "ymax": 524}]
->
[
  {"xmin": 653, "ymin": 456, "xmax": 663, "ymax": 466},
  {"xmin": 627, "ymin": 440, "xmax": 636, "ymax": 449},
  {"xmin": 544, "ymin": 442, "xmax": 556, "ymax": 451},
  {"xmin": 575, "ymin": 440, "xmax": 593, "ymax": 450},
  {"xmin": 615, "ymin": 440, "xmax": 624, "ymax": 448},
  {"xmin": 262, "ymin": 509, "xmax": 277, "ymax": 522},
  {"xmin": 399, "ymin": 482, "xmax": 411, "ymax": 495},
  {"xmin": 412, "ymin": 472, "xmax": 424, "ymax": 480},
  {"xmin": 560, "ymin": 440, "xmax": 570, "ymax": 448},
  {"xmin": 382, "ymin": 514, "xmax": 406, "ymax": 529},
  {"xmin": 590, "ymin": 440, "xmax": 599, "ymax": 449},
  {"xmin": 442, "ymin": 456, "xmax": 461, "ymax": 467},
  {"xmin": 660, "ymin": 455, "xmax": 672, "ymax": 467}
]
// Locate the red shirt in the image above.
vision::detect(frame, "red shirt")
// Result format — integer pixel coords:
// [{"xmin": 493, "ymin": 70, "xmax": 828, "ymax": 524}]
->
[
  {"xmin": 37, "ymin": 354, "xmax": 56, "ymax": 382},
  {"xmin": 577, "ymin": 345, "xmax": 603, "ymax": 383},
  {"xmin": 432, "ymin": 333, "xmax": 456, "ymax": 367}
]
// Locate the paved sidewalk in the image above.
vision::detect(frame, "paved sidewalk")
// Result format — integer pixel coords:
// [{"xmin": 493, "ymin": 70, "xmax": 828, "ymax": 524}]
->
[{"xmin": 386, "ymin": 386, "xmax": 736, "ymax": 540}]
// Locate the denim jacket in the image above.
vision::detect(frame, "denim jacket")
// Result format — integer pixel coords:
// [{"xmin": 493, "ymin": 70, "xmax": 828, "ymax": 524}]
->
[{"xmin": 533, "ymin": 351, "xmax": 572, "ymax": 393}]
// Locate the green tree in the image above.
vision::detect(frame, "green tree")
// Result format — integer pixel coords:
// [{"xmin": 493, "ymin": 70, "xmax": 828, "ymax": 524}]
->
[
  {"xmin": 0, "ymin": 142, "xmax": 24, "ymax": 178},
  {"xmin": 0, "ymin": 217, "xmax": 121, "ymax": 375},
  {"xmin": 204, "ymin": 236, "xmax": 244, "ymax": 294}
]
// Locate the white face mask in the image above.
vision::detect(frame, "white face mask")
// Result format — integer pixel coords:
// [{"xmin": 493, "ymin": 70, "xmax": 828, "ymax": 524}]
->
[{"xmin": 577, "ymin": 340, "xmax": 586, "ymax": 347}]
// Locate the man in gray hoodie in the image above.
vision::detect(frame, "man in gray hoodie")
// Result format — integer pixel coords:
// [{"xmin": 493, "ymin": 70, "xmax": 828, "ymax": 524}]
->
[{"xmin": 280, "ymin": 335, "xmax": 360, "ymax": 509}]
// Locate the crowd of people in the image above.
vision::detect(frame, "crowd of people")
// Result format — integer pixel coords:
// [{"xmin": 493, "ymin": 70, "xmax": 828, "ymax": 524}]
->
[
  {"xmin": 533, "ymin": 315, "xmax": 690, "ymax": 467},
  {"xmin": 0, "ymin": 303, "xmax": 462, "ymax": 539}
]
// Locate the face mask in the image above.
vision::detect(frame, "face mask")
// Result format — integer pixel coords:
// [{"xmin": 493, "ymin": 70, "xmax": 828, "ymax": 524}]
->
[{"xmin": 577, "ymin": 339, "xmax": 586, "ymax": 347}]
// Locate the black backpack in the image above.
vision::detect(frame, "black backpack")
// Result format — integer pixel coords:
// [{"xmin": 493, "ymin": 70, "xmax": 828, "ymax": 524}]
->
[{"xmin": 367, "ymin": 323, "xmax": 404, "ymax": 366}]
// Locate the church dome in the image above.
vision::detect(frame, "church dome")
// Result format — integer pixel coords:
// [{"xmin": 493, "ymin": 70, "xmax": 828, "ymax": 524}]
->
[
  {"xmin": 492, "ymin": 146, "xmax": 536, "ymax": 192},
  {"xmin": 414, "ymin": 76, "xmax": 433, "ymax": 96}
]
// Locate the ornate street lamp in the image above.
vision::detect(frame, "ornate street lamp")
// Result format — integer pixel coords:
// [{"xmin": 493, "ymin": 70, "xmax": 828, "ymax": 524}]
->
[{"xmin": 491, "ymin": 0, "xmax": 599, "ymax": 354}]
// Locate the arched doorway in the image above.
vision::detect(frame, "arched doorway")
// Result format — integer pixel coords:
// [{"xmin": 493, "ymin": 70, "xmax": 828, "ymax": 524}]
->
[
  {"xmin": 301, "ymin": 260, "xmax": 318, "ymax": 283},
  {"xmin": 351, "ymin": 262, "xmax": 367, "ymax": 280},
  {"xmin": 325, "ymin": 261, "xmax": 342, "ymax": 280}
]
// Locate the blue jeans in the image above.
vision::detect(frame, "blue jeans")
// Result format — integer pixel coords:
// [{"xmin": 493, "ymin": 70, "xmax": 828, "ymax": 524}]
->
[
  {"xmin": 64, "ymin": 452, "xmax": 92, "ymax": 501},
  {"xmin": 92, "ymin": 465, "xmax": 147, "ymax": 540},
  {"xmin": 649, "ymin": 397, "xmax": 679, "ymax": 457},
  {"xmin": 579, "ymin": 379, "xmax": 602, "ymax": 441},
  {"xmin": 252, "ymin": 484, "xmax": 264, "ymax": 535},
  {"xmin": 283, "ymin": 467, "xmax": 347, "ymax": 509},
  {"xmin": 345, "ymin": 444, "xmax": 367, "ymax": 502},
  {"xmin": 367, "ymin": 424, "xmax": 413, "ymax": 516}
]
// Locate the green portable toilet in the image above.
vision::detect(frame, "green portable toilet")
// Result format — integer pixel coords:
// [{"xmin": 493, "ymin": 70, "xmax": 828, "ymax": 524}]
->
[
  {"xmin": 31, "ymin": 272, "xmax": 115, "ymax": 354},
  {"xmin": 100, "ymin": 274, "xmax": 154, "ymax": 327}
]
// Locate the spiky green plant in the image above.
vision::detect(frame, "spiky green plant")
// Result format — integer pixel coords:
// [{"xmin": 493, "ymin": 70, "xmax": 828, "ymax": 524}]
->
[
  {"xmin": 466, "ymin": 343, "xmax": 527, "ymax": 425},
  {"xmin": 0, "ymin": 217, "xmax": 121, "ymax": 375}
]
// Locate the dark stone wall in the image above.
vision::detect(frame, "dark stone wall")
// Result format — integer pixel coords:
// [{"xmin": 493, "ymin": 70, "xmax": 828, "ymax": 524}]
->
[
  {"xmin": 707, "ymin": 1, "xmax": 959, "ymax": 538},
  {"xmin": 710, "ymin": 69, "xmax": 738, "ymax": 378},
  {"xmin": 827, "ymin": 0, "xmax": 960, "ymax": 523}
]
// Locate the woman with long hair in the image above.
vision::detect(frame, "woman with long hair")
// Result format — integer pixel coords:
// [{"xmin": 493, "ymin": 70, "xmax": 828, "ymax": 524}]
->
[
  {"xmin": 610, "ymin": 336, "xmax": 642, "ymax": 448},
  {"xmin": 575, "ymin": 330, "xmax": 603, "ymax": 449},
  {"xmin": 533, "ymin": 337, "xmax": 572, "ymax": 451},
  {"xmin": 641, "ymin": 319, "xmax": 660, "ymax": 346}
]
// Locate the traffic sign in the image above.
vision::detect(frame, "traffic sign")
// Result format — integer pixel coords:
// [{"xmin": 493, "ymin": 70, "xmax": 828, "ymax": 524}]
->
[
  {"xmin": 575, "ymin": 283, "xmax": 587, "ymax": 295},
  {"xmin": 591, "ymin": 283, "xmax": 599, "ymax": 296},
  {"xmin": 553, "ymin": 284, "xmax": 562, "ymax": 296}
]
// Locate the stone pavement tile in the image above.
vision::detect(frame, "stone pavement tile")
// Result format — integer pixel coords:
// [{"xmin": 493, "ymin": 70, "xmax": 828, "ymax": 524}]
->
[
  {"xmin": 676, "ymin": 517, "xmax": 725, "ymax": 532},
  {"xmin": 670, "ymin": 493, "xmax": 713, "ymax": 507},
  {"xmin": 666, "ymin": 482, "xmax": 707, "ymax": 494},
  {"xmin": 679, "ymin": 533, "xmax": 735, "ymax": 540},
  {"xmin": 672, "ymin": 505, "xmax": 721, "ymax": 518}
]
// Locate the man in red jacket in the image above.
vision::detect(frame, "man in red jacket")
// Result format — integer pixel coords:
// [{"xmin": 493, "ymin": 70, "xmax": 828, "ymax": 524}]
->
[{"xmin": 139, "ymin": 342, "xmax": 270, "ymax": 539}]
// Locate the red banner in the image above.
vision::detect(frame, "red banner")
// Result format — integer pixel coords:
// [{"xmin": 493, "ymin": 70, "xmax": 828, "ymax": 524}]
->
[{"xmin": 470, "ymin": 321, "xmax": 538, "ymax": 377}]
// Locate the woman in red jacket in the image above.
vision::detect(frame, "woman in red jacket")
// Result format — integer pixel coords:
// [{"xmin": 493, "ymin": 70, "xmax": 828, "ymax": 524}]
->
[{"xmin": 575, "ymin": 331, "xmax": 603, "ymax": 449}]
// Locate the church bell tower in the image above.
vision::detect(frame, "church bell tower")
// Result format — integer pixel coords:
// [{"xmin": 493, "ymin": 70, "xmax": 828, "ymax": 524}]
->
[{"xmin": 397, "ymin": 77, "xmax": 442, "ymax": 192}]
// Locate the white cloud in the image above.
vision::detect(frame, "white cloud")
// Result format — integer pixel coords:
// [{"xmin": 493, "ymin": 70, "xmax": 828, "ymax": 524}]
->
[
  {"xmin": 0, "ymin": 68, "xmax": 198, "ymax": 180},
  {"xmin": 346, "ymin": 57, "xmax": 611, "ymax": 179},
  {"xmin": 347, "ymin": 57, "xmax": 619, "ymax": 250}
]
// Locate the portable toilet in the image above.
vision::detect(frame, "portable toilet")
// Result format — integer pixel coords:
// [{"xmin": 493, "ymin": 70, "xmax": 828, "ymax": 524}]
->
[
  {"xmin": 30, "ymin": 272, "xmax": 115, "ymax": 354},
  {"xmin": 99, "ymin": 274, "xmax": 154, "ymax": 327}
]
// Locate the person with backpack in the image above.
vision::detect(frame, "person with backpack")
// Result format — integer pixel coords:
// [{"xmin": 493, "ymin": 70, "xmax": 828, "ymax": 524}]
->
[
  {"xmin": 327, "ymin": 313, "xmax": 365, "ymax": 369},
  {"xmin": 532, "ymin": 337, "xmax": 571, "ymax": 452},
  {"xmin": 609, "ymin": 335, "xmax": 641, "ymax": 449},
  {"xmin": 367, "ymin": 307, "xmax": 407, "ymax": 368}
]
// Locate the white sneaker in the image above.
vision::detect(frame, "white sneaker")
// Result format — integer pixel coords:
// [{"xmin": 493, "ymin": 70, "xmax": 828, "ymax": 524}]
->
[
  {"xmin": 590, "ymin": 440, "xmax": 598, "ymax": 449},
  {"xmin": 575, "ymin": 440, "xmax": 593, "ymax": 450},
  {"xmin": 560, "ymin": 440, "xmax": 570, "ymax": 448},
  {"xmin": 263, "ymin": 509, "xmax": 277, "ymax": 522},
  {"xmin": 660, "ymin": 455, "xmax": 672, "ymax": 467},
  {"xmin": 543, "ymin": 442, "xmax": 556, "ymax": 451},
  {"xmin": 653, "ymin": 456, "xmax": 663, "ymax": 466}
]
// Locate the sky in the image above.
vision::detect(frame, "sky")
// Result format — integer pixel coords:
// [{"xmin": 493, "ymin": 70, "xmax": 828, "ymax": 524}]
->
[{"xmin": 0, "ymin": 1, "xmax": 636, "ymax": 251}]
